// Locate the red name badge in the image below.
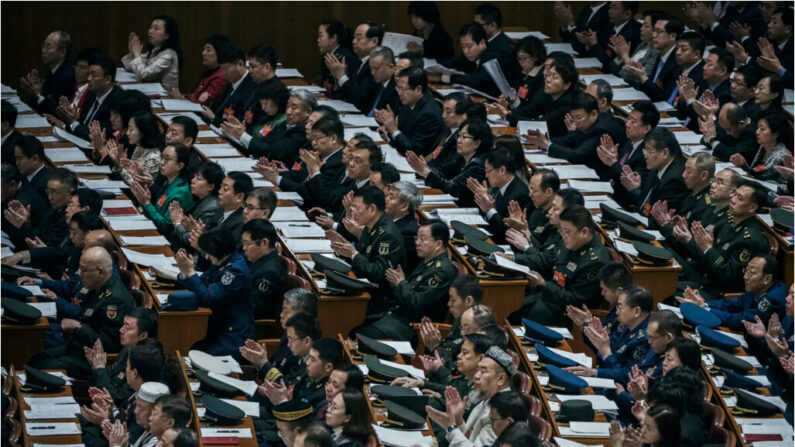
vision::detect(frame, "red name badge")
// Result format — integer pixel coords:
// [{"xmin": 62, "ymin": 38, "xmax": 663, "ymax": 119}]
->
[
  {"xmin": 260, "ymin": 125, "xmax": 272, "ymax": 137},
  {"xmin": 518, "ymin": 86, "xmax": 529, "ymax": 100},
  {"xmin": 432, "ymin": 145, "xmax": 442, "ymax": 159},
  {"xmin": 292, "ymin": 160, "xmax": 302, "ymax": 171},
  {"xmin": 643, "ymin": 203, "xmax": 652, "ymax": 216},
  {"xmin": 223, "ymin": 107, "xmax": 234, "ymax": 120},
  {"xmin": 244, "ymin": 110, "xmax": 254, "ymax": 125},
  {"xmin": 157, "ymin": 195, "xmax": 166, "ymax": 208},
  {"xmin": 553, "ymin": 270, "xmax": 566, "ymax": 286}
]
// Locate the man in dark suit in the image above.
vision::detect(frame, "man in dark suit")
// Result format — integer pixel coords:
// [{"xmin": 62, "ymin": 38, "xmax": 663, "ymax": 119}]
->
[
  {"xmin": 20, "ymin": 30, "xmax": 75, "ymax": 116},
  {"xmin": 528, "ymin": 93, "xmax": 627, "ymax": 172},
  {"xmin": 436, "ymin": 23, "xmax": 513, "ymax": 98},
  {"xmin": 731, "ymin": 65, "xmax": 762, "ymax": 120},
  {"xmin": 625, "ymin": 128, "xmax": 689, "ymax": 216},
  {"xmin": 678, "ymin": 48, "xmax": 734, "ymax": 129},
  {"xmin": 1, "ymin": 163, "xmax": 49, "ymax": 237},
  {"xmin": 670, "ymin": 31, "xmax": 706, "ymax": 106},
  {"xmin": 200, "ymin": 46, "xmax": 256, "ymax": 127},
  {"xmin": 556, "ymin": 1, "xmax": 613, "ymax": 56},
  {"xmin": 365, "ymin": 46, "xmax": 400, "ymax": 117},
  {"xmin": 326, "ymin": 22, "xmax": 383, "ymax": 114},
  {"xmin": 318, "ymin": 20, "xmax": 361, "ymax": 97},
  {"xmin": 12, "ymin": 135, "xmax": 50, "ymax": 204},
  {"xmin": 375, "ymin": 66, "xmax": 443, "ymax": 157},
  {"xmin": 597, "ymin": 100, "xmax": 659, "ymax": 209},
  {"xmin": 701, "ymin": 102, "xmax": 757, "ymax": 164},
  {"xmin": 691, "ymin": 1, "xmax": 766, "ymax": 51},
  {"xmin": 470, "ymin": 147, "xmax": 531, "ymax": 243},
  {"xmin": 624, "ymin": 18, "xmax": 684, "ymax": 102},
  {"xmin": 241, "ymin": 46, "xmax": 284, "ymax": 130},
  {"xmin": 474, "ymin": 4, "xmax": 520, "ymax": 86},
  {"xmin": 193, "ymin": 172, "xmax": 251, "ymax": 272},
  {"xmin": 1, "ymin": 100, "xmax": 22, "ymax": 163},
  {"xmin": 244, "ymin": 89, "xmax": 314, "ymax": 164},
  {"xmin": 755, "ymin": 7, "xmax": 794, "ymax": 86},
  {"xmin": 327, "ymin": 136, "xmax": 381, "ymax": 217},
  {"xmin": 429, "ymin": 92, "xmax": 470, "ymax": 172},
  {"xmin": 583, "ymin": 1, "xmax": 642, "ymax": 72},
  {"xmin": 60, "ymin": 56, "xmax": 120, "ymax": 141}
]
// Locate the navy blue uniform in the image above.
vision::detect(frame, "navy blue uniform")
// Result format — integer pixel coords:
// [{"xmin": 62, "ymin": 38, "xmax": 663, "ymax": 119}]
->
[
  {"xmin": 707, "ymin": 281, "xmax": 788, "ymax": 331},
  {"xmin": 594, "ymin": 317, "xmax": 651, "ymax": 381},
  {"xmin": 248, "ymin": 251, "xmax": 285, "ymax": 319}
]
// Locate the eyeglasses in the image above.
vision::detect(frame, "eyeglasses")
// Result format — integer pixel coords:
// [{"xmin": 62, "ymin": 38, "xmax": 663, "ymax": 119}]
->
[
  {"xmin": 244, "ymin": 204, "xmax": 266, "ymax": 211},
  {"xmin": 457, "ymin": 134, "xmax": 474, "ymax": 141}
]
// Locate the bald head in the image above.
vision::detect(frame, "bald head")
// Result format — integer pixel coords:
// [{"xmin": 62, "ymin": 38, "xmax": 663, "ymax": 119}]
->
[
  {"xmin": 80, "ymin": 246, "xmax": 113, "ymax": 289},
  {"xmin": 718, "ymin": 103, "xmax": 749, "ymax": 135},
  {"xmin": 84, "ymin": 230, "xmax": 116, "ymax": 255}
]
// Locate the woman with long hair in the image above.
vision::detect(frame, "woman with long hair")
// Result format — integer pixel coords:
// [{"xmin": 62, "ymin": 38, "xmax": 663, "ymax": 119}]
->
[
  {"xmin": 122, "ymin": 16, "xmax": 181, "ymax": 91},
  {"xmin": 325, "ymin": 389, "xmax": 374, "ymax": 447}
]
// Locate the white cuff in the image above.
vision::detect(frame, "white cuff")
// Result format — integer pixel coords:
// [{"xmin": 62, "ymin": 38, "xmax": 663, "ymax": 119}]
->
[
  {"xmin": 37, "ymin": 95, "xmax": 45, "ymax": 104},
  {"xmin": 485, "ymin": 208, "xmax": 498, "ymax": 220},
  {"xmin": 710, "ymin": 22, "xmax": 719, "ymax": 31},
  {"xmin": 441, "ymin": 74, "xmax": 451, "ymax": 84},
  {"xmin": 337, "ymin": 75, "xmax": 350, "ymax": 87},
  {"xmin": 391, "ymin": 130, "xmax": 402, "ymax": 139},
  {"xmin": 70, "ymin": 121, "xmax": 80, "ymax": 131},
  {"xmin": 240, "ymin": 132, "xmax": 252, "ymax": 148}
]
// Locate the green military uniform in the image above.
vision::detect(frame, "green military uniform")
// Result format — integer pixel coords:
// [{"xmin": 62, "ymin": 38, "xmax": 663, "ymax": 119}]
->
[
  {"xmin": 30, "ymin": 274, "xmax": 135, "ymax": 378},
  {"xmin": 355, "ymin": 252, "xmax": 457, "ymax": 342},
  {"xmin": 349, "ymin": 212, "xmax": 407, "ymax": 317},
  {"xmin": 678, "ymin": 215, "xmax": 767, "ymax": 297},
  {"xmin": 90, "ymin": 346, "xmax": 134, "ymax": 407},
  {"xmin": 432, "ymin": 318, "xmax": 463, "ymax": 368},
  {"xmin": 513, "ymin": 229, "xmax": 563, "ymax": 275},
  {"xmin": 509, "ymin": 236, "xmax": 610, "ymax": 326},
  {"xmin": 660, "ymin": 190, "xmax": 718, "ymax": 260},
  {"xmin": 527, "ymin": 207, "xmax": 555, "ymax": 247},
  {"xmin": 700, "ymin": 204, "xmax": 730, "ymax": 229}
]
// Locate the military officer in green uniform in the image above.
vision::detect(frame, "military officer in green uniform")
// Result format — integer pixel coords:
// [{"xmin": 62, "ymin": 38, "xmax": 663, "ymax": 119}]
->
[
  {"xmin": 327, "ymin": 186, "xmax": 407, "ymax": 319},
  {"xmin": 30, "ymin": 246, "xmax": 135, "ymax": 379},
  {"xmin": 523, "ymin": 168, "xmax": 560, "ymax": 247},
  {"xmin": 672, "ymin": 182, "xmax": 768, "ymax": 298},
  {"xmin": 354, "ymin": 219, "xmax": 458, "ymax": 343},
  {"xmin": 508, "ymin": 205, "xmax": 610, "ymax": 326},
  {"xmin": 649, "ymin": 153, "xmax": 715, "ymax": 230},
  {"xmin": 419, "ymin": 275, "xmax": 483, "ymax": 364}
]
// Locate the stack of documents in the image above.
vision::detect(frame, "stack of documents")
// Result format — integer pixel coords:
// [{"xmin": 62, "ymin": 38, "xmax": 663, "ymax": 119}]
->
[{"xmin": 121, "ymin": 83, "xmax": 167, "ymax": 96}]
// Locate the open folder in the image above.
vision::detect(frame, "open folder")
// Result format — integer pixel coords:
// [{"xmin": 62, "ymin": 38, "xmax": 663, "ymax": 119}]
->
[{"xmin": 483, "ymin": 59, "xmax": 517, "ymax": 102}]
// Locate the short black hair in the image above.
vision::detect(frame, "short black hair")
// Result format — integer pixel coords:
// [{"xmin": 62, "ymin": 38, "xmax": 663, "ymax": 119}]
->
[
  {"xmin": 91, "ymin": 55, "xmax": 117, "ymax": 82},
  {"xmin": 532, "ymin": 168, "xmax": 560, "ymax": 192},
  {"xmin": 458, "ymin": 22, "xmax": 488, "ymax": 44},
  {"xmin": 74, "ymin": 188, "xmax": 103, "ymax": 214},
  {"xmin": 485, "ymin": 147, "xmax": 516, "ymax": 173},
  {"xmin": 489, "ymin": 391, "xmax": 528, "ymax": 423},
  {"xmin": 618, "ymin": 1, "xmax": 639, "ymax": 16},
  {"xmin": 547, "ymin": 51, "xmax": 579, "ymax": 86},
  {"xmin": 573, "ymin": 92, "xmax": 599, "ymax": 114},
  {"xmin": 131, "ymin": 111, "xmax": 165, "ymax": 149},
  {"xmin": 247, "ymin": 187, "xmax": 277, "ymax": 217},
  {"xmin": 14, "ymin": 135, "xmax": 45, "ymax": 160},
  {"xmin": 461, "ymin": 118, "xmax": 493, "ymax": 154},
  {"xmin": 739, "ymin": 180, "xmax": 766, "ymax": 208},
  {"xmin": 1, "ymin": 100, "xmax": 17, "ymax": 127},
  {"xmin": 298, "ymin": 424, "xmax": 333, "ymax": 447},
  {"xmin": 197, "ymin": 228, "xmax": 238, "ymax": 260},
  {"xmin": 757, "ymin": 254, "xmax": 780, "ymax": 280},
  {"xmin": 422, "ymin": 219, "xmax": 449, "ymax": 245},
  {"xmin": 496, "ymin": 422, "xmax": 539, "ymax": 447},
  {"xmin": 407, "ymin": 1, "xmax": 441, "ymax": 23},
  {"xmin": 353, "ymin": 185, "xmax": 386, "ymax": 211},
  {"xmin": 463, "ymin": 333, "xmax": 492, "ymax": 354},
  {"xmin": 598, "ymin": 262, "xmax": 632, "ymax": 289},
  {"xmin": 645, "ymin": 127, "xmax": 682, "ymax": 159},
  {"xmin": 663, "ymin": 18, "xmax": 685, "ymax": 38},
  {"xmin": 516, "ymin": 36, "xmax": 546, "ymax": 65},
  {"xmin": 255, "ymin": 82, "xmax": 291, "ymax": 114},
  {"xmin": 632, "ymin": 100, "xmax": 661, "ymax": 127},
  {"xmin": 556, "ymin": 187, "xmax": 585, "ymax": 208},
  {"xmin": 371, "ymin": 162, "xmax": 400, "ymax": 185},
  {"xmin": 650, "ymin": 310, "xmax": 683, "ymax": 338},
  {"xmin": 155, "ymin": 395, "xmax": 192, "ymax": 428},
  {"xmin": 130, "ymin": 307, "xmax": 159, "ymax": 339},
  {"xmin": 474, "ymin": 3, "xmax": 502, "ymax": 27},
  {"xmin": 170, "ymin": 116, "xmax": 199, "ymax": 142},
  {"xmin": 247, "ymin": 45, "xmax": 278, "ymax": 68},
  {"xmin": 312, "ymin": 115, "xmax": 345, "ymax": 143},
  {"xmin": 397, "ymin": 66, "xmax": 428, "ymax": 93},
  {"xmin": 1, "ymin": 163, "xmax": 21, "ymax": 184},
  {"xmin": 173, "ymin": 428, "xmax": 198, "ymax": 447},
  {"xmin": 773, "ymin": 6, "xmax": 793, "ymax": 28},
  {"xmin": 452, "ymin": 274, "xmax": 482, "ymax": 304},
  {"xmin": 709, "ymin": 47, "xmax": 734, "ymax": 74},
  {"xmin": 75, "ymin": 47, "xmax": 102, "ymax": 64},
  {"xmin": 204, "ymin": 34, "xmax": 232, "ymax": 54},
  {"xmin": 196, "ymin": 162, "xmax": 225, "ymax": 195},
  {"xmin": 443, "ymin": 92, "xmax": 472, "ymax": 114},
  {"xmin": 353, "ymin": 138, "xmax": 383, "ymax": 166},
  {"xmin": 336, "ymin": 364, "xmax": 365, "ymax": 390},
  {"xmin": 217, "ymin": 45, "xmax": 245, "ymax": 64},
  {"xmin": 285, "ymin": 313, "xmax": 322, "ymax": 341},
  {"xmin": 312, "ymin": 338, "xmax": 344, "ymax": 368},
  {"xmin": 227, "ymin": 171, "xmax": 254, "ymax": 196},
  {"xmin": 320, "ymin": 20, "xmax": 348, "ymax": 45},
  {"xmin": 110, "ymin": 90, "xmax": 151, "ymax": 126},
  {"xmin": 396, "ymin": 51, "xmax": 424, "ymax": 68},
  {"xmin": 589, "ymin": 79, "xmax": 613, "ymax": 104},
  {"xmin": 558, "ymin": 205, "xmax": 595, "ymax": 233},
  {"xmin": 677, "ymin": 31, "xmax": 706, "ymax": 58},
  {"xmin": 362, "ymin": 21, "xmax": 385, "ymax": 45},
  {"xmin": 50, "ymin": 167, "xmax": 78, "ymax": 192},
  {"xmin": 462, "ymin": 102, "xmax": 487, "ymax": 121},
  {"xmin": 242, "ymin": 218, "xmax": 278, "ymax": 248},
  {"xmin": 621, "ymin": 285, "xmax": 653, "ymax": 313},
  {"xmin": 483, "ymin": 325, "xmax": 508, "ymax": 350},
  {"xmin": 128, "ymin": 338, "xmax": 166, "ymax": 383},
  {"xmin": 666, "ymin": 338, "xmax": 702, "ymax": 371}
]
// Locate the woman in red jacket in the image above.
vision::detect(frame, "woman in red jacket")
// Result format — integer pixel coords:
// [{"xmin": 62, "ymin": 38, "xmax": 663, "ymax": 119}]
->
[{"xmin": 170, "ymin": 34, "xmax": 229, "ymax": 110}]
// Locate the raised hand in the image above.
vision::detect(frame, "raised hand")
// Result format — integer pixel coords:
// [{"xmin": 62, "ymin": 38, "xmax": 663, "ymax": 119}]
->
[
  {"xmin": 405, "ymin": 150, "xmax": 430, "ymax": 177},
  {"xmin": 385, "ymin": 264, "xmax": 406, "ymax": 287},
  {"xmin": 419, "ymin": 352, "xmax": 444, "ymax": 374},
  {"xmin": 239, "ymin": 339, "xmax": 268, "ymax": 368},
  {"xmin": 742, "ymin": 315, "xmax": 767, "ymax": 339},
  {"xmin": 419, "ymin": 317, "xmax": 442, "ymax": 351}
]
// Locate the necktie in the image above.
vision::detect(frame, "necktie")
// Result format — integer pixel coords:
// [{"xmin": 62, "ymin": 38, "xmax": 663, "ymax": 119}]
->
[
  {"xmin": 652, "ymin": 59, "xmax": 664, "ymax": 83},
  {"xmin": 667, "ymin": 85, "xmax": 679, "ymax": 105},
  {"xmin": 84, "ymin": 99, "xmax": 100, "ymax": 124},
  {"xmin": 620, "ymin": 145, "xmax": 632, "ymax": 165},
  {"xmin": 368, "ymin": 86, "xmax": 385, "ymax": 117}
]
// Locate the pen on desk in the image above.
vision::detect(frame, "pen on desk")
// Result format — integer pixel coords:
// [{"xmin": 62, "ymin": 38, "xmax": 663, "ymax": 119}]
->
[
  {"xmin": 30, "ymin": 426, "xmax": 57, "ymax": 430},
  {"xmin": 289, "ymin": 224, "xmax": 311, "ymax": 227}
]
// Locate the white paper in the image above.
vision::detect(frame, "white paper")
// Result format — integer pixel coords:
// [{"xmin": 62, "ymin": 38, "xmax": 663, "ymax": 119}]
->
[
  {"xmin": 17, "ymin": 371, "xmax": 73, "ymax": 385},
  {"xmin": 119, "ymin": 235, "xmax": 169, "ymax": 246},
  {"xmin": 25, "ymin": 403, "xmax": 81, "ymax": 419},
  {"xmin": 318, "ymin": 99, "xmax": 360, "ymax": 113},
  {"xmin": 276, "ymin": 191, "xmax": 303, "ymax": 201},
  {"xmin": 120, "ymin": 83, "xmax": 167, "ymax": 96},
  {"xmin": 436, "ymin": 214, "xmax": 489, "ymax": 226},
  {"xmin": 120, "ymin": 247, "xmax": 172, "ymax": 267},
  {"xmin": 344, "ymin": 127, "xmax": 385, "ymax": 143},
  {"xmin": 270, "ymin": 206, "xmax": 308, "ymax": 221},
  {"xmin": 283, "ymin": 238, "xmax": 333, "ymax": 253},
  {"xmin": 52, "ymin": 126, "xmax": 91, "ymax": 148},
  {"xmin": 16, "ymin": 114, "xmax": 50, "ymax": 128},
  {"xmin": 81, "ymin": 178, "xmax": 128, "ymax": 189},
  {"xmin": 547, "ymin": 347, "xmax": 592, "ymax": 368},
  {"xmin": 341, "ymin": 114, "xmax": 379, "ymax": 128},
  {"xmin": 219, "ymin": 398, "xmax": 260, "ymax": 417},
  {"xmin": 573, "ymin": 58, "xmax": 602, "ymax": 69},
  {"xmin": 372, "ymin": 424, "xmax": 434, "ymax": 446},
  {"xmin": 25, "ymin": 422, "xmax": 80, "ymax": 436},
  {"xmin": 525, "ymin": 152, "xmax": 567, "ymax": 165},
  {"xmin": 451, "ymin": 83, "xmax": 497, "ymax": 101},
  {"xmin": 505, "ymin": 31, "xmax": 549, "ymax": 40},
  {"xmin": 382, "ymin": 32, "xmax": 424, "ymax": 54},
  {"xmin": 552, "ymin": 165, "xmax": 599, "ymax": 180},
  {"xmin": 275, "ymin": 68, "xmax": 303, "ymax": 78},
  {"xmin": 707, "ymin": 329, "xmax": 749, "ymax": 349},
  {"xmin": 614, "ymin": 239, "xmax": 639, "ymax": 257},
  {"xmin": 28, "ymin": 302, "xmax": 57, "ymax": 318},
  {"xmin": 160, "ymin": 99, "xmax": 204, "ymax": 112},
  {"xmin": 1, "ymin": 246, "xmax": 12, "ymax": 258},
  {"xmin": 565, "ymin": 179, "xmax": 614, "ymax": 194},
  {"xmin": 424, "ymin": 59, "xmax": 465, "ymax": 77},
  {"xmin": 200, "ymin": 428, "xmax": 253, "ymax": 439},
  {"xmin": 274, "ymin": 222, "xmax": 327, "ymax": 238},
  {"xmin": 737, "ymin": 355, "xmax": 762, "ymax": 368},
  {"xmin": 483, "ymin": 58, "xmax": 516, "ymax": 101},
  {"xmin": 381, "ymin": 359, "xmax": 425, "ymax": 380},
  {"xmin": 44, "ymin": 147, "xmax": 89, "ymax": 162},
  {"xmin": 612, "ymin": 88, "xmax": 651, "ymax": 101},
  {"xmin": 560, "ymin": 421, "xmax": 611, "ymax": 437},
  {"xmin": 517, "ymin": 120, "xmax": 550, "ymax": 138},
  {"xmin": 421, "ymin": 194, "xmax": 456, "ymax": 204},
  {"xmin": 156, "ymin": 112, "xmax": 202, "ymax": 125},
  {"xmin": 492, "ymin": 254, "xmax": 530, "ymax": 275},
  {"xmin": 545, "ymin": 43, "xmax": 576, "ymax": 55},
  {"xmin": 20, "ymin": 285, "xmax": 45, "ymax": 296},
  {"xmin": 36, "ymin": 135, "xmax": 58, "ymax": 142},
  {"xmin": 115, "ymin": 68, "xmax": 139, "ymax": 83},
  {"xmin": 579, "ymin": 74, "xmax": 628, "ymax": 87},
  {"xmin": 288, "ymin": 85, "xmax": 326, "ymax": 94},
  {"xmin": 108, "ymin": 219, "xmax": 157, "ymax": 231},
  {"xmin": 784, "ymin": 89, "xmax": 793, "ymax": 104},
  {"xmin": 156, "ymin": 293, "xmax": 169, "ymax": 305},
  {"xmin": 216, "ymin": 355, "xmax": 244, "ymax": 374},
  {"xmin": 33, "ymin": 444, "xmax": 85, "ymax": 447},
  {"xmin": 207, "ymin": 372, "xmax": 258, "ymax": 396},
  {"xmin": 582, "ymin": 376, "xmax": 617, "ymax": 389},
  {"xmin": 195, "ymin": 130, "xmax": 217, "ymax": 138},
  {"xmin": 673, "ymin": 131, "xmax": 702, "ymax": 145},
  {"xmin": 552, "ymin": 437, "xmax": 590, "ymax": 447},
  {"xmin": 556, "ymin": 394, "xmax": 619, "ymax": 411},
  {"xmin": 24, "ymin": 396, "xmax": 77, "ymax": 406},
  {"xmin": 487, "ymin": 114, "xmax": 510, "ymax": 126},
  {"xmin": 379, "ymin": 341, "xmax": 416, "ymax": 357},
  {"xmin": 211, "ymin": 157, "xmax": 256, "ymax": 172},
  {"xmin": 63, "ymin": 164, "xmax": 112, "ymax": 174}
]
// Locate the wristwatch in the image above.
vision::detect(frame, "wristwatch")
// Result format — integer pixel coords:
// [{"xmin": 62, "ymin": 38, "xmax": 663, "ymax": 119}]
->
[{"xmin": 445, "ymin": 425, "xmax": 457, "ymax": 435}]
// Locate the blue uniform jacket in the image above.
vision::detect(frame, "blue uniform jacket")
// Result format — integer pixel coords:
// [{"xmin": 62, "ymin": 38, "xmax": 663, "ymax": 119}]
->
[
  {"xmin": 595, "ymin": 317, "xmax": 651, "ymax": 382},
  {"xmin": 179, "ymin": 253, "xmax": 255, "ymax": 356},
  {"xmin": 706, "ymin": 281, "xmax": 788, "ymax": 330}
]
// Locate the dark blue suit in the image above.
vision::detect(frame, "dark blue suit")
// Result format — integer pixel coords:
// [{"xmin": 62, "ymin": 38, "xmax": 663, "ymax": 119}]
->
[
  {"xmin": 594, "ymin": 316, "xmax": 651, "ymax": 382},
  {"xmin": 707, "ymin": 281, "xmax": 788, "ymax": 330}
]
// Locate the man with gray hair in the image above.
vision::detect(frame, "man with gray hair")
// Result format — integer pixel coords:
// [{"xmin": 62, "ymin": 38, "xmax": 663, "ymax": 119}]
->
[
  {"xmin": 366, "ymin": 46, "xmax": 400, "ymax": 116},
  {"xmin": 585, "ymin": 79, "xmax": 614, "ymax": 115},
  {"xmin": 386, "ymin": 181, "xmax": 422, "ymax": 271},
  {"xmin": 20, "ymin": 30, "xmax": 75, "ymax": 116},
  {"xmin": 30, "ymin": 246, "xmax": 135, "ymax": 378},
  {"xmin": 247, "ymin": 89, "xmax": 316, "ymax": 162}
]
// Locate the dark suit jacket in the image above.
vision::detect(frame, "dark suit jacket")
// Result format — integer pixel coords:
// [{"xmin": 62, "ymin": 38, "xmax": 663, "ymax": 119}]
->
[
  {"xmin": 322, "ymin": 46, "xmax": 361, "ymax": 98},
  {"xmin": 638, "ymin": 51, "xmax": 680, "ymax": 102},
  {"xmin": 704, "ymin": 2, "xmax": 765, "ymax": 50},
  {"xmin": 587, "ymin": 19, "xmax": 642, "ymax": 73},
  {"xmin": 485, "ymin": 177, "xmax": 532, "ymax": 243},
  {"xmin": 10, "ymin": 206, "xmax": 68, "ymax": 249},
  {"xmin": 338, "ymin": 60, "xmax": 379, "ymax": 114},
  {"xmin": 679, "ymin": 78, "xmax": 732, "ymax": 128},
  {"xmin": 389, "ymin": 93, "xmax": 444, "ymax": 157},
  {"xmin": 69, "ymin": 86, "xmax": 122, "ymax": 140},
  {"xmin": 604, "ymin": 140, "xmax": 649, "ymax": 210},
  {"xmin": 632, "ymin": 156, "xmax": 689, "ymax": 215},
  {"xmin": 32, "ymin": 61, "xmax": 76, "ymax": 116},
  {"xmin": 394, "ymin": 213, "xmax": 420, "ymax": 273},
  {"xmin": 211, "ymin": 72, "xmax": 256, "ymax": 127},
  {"xmin": 447, "ymin": 48, "xmax": 514, "ymax": 98},
  {"xmin": 220, "ymin": 208, "xmax": 245, "ymax": 247},
  {"xmin": 711, "ymin": 121, "xmax": 758, "ymax": 164},
  {"xmin": 560, "ymin": 2, "xmax": 612, "ymax": 56},
  {"xmin": 371, "ymin": 79, "xmax": 400, "ymax": 115},
  {"xmin": 2, "ymin": 129, "xmax": 22, "ymax": 162},
  {"xmin": 419, "ymin": 23, "xmax": 454, "ymax": 61},
  {"xmin": 507, "ymin": 88, "xmax": 576, "ymax": 138},
  {"xmin": 247, "ymin": 122, "xmax": 308, "ymax": 165},
  {"xmin": 282, "ymin": 149, "xmax": 347, "ymax": 212},
  {"xmin": 20, "ymin": 167, "xmax": 50, "ymax": 205},
  {"xmin": 424, "ymin": 155, "xmax": 486, "ymax": 208},
  {"xmin": 487, "ymin": 32, "xmax": 520, "ymax": 87},
  {"xmin": 738, "ymin": 98, "xmax": 760, "ymax": 121},
  {"xmin": 2, "ymin": 184, "xmax": 49, "ymax": 238},
  {"xmin": 428, "ymin": 127, "xmax": 459, "ymax": 172},
  {"xmin": 548, "ymin": 112, "xmax": 628, "ymax": 171}
]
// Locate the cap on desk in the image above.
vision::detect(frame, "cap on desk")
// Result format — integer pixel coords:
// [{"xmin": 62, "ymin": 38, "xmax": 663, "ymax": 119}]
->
[
  {"xmin": 1, "ymin": 298, "xmax": 42, "ymax": 325},
  {"xmin": 196, "ymin": 369, "xmax": 240, "ymax": 397},
  {"xmin": 536, "ymin": 344, "xmax": 578, "ymax": 368},
  {"xmin": 189, "ymin": 350, "xmax": 233, "ymax": 375},
  {"xmin": 381, "ymin": 400, "xmax": 426, "ymax": 429},
  {"xmin": 465, "ymin": 234, "xmax": 504, "ymax": 257},
  {"xmin": 201, "ymin": 394, "xmax": 245, "ymax": 425},
  {"xmin": 363, "ymin": 355, "xmax": 409, "ymax": 383},
  {"xmin": 771, "ymin": 207, "xmax": 793, "ymax": 236},
  {"xmin": 617, "ymin": 221, "xmax": 655, "ymax": 243},
  {"xmin": 632, "ymin": 241, "xmax": 672, "ymax": 267},
  {"xmin": 733, "ymin": 388, "xmax": 781, "ymax": 416},
  {"xmin": 697, "ymin": 326, "xmax": 741, "ymax": 351},
  {"xmin": 451, "ymin": 220, "xmax": 489, "ymax": 244},
  {"xmin": 1, "ymin": 265, "xmax": 27, "ymax": 282},
  {"xmin": 680, "ymin": 302, "xmax": 722, "ymax": 329},
  {"xmin": 323, "ymin": 270, "xmax": 370, "ymax": 295},
  {"xmin": 555, "ymin": 399, "xmax": 595, "ymax": 422},
  {"xmin": 599, "ymin": 203, "xmax": 641, "ymax": 228},
  {"xmin": 356, "ymin": 334, "xmax": 398, "ymax": 359},
  {"xmin": 711, "ymin": 348, "xmax": 753, "ymax": 374},
  {"xmin": 162, "ymin": 290, "xmax": 199, "ymax": 311},
  {"xmin": 137, "ymin": 381, "xmax": 170, "ymax": 403},
  {"xmin": 480, "ymin": 255, "xmax": 524, "ymax": 278},
  {"xmin": 20, "ymin": 366, "xmax": 65, "ymax": 393},
  {"xmin": 272, "ymin": 399, "xmax": 313, "ymax": 422},
  {"xmin": 311, "ymin": 253, "xmax": 351, "ymax": 274},
  {"xmin": 544, "ymin": 364, "xmax": 588, "ymax": 393},
  {"xmin": 721, "ymin": 368, "xmax": 764, "ymax": 391},
  {"xmin": 370, "ymin": 385, "xmax": 428, "ymax": 416},
  {"xmin": 522, "ymin": 318, "xmax": 564, "ymax": 345}
]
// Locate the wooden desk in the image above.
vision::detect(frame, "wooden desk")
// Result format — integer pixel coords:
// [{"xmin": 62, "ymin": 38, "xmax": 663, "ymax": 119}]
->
[
  {"xmin": 14, "ymin": 369, "xmax": 83, "ymax": 447},
  {"xmin": 2, "ymin": 316, "xmax": 49, "ymax": 369}
]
